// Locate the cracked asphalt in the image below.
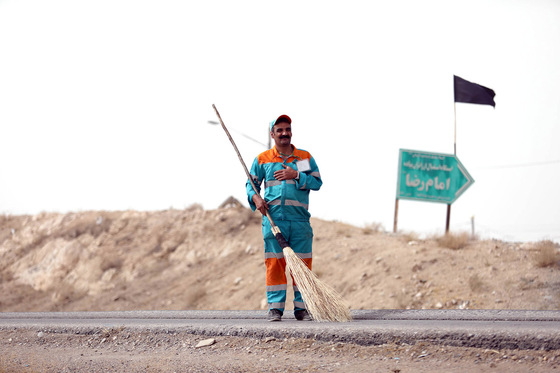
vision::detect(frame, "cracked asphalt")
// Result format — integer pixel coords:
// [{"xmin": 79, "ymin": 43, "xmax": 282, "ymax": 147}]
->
[{"xmin": 2, "ymin": 309, "xmax": 560, "ymax": 351}]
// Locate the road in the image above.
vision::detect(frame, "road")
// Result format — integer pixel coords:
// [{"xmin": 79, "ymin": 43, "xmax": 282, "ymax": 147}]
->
[{"xmin": 1, "ymin": 309, "xmax": 559, "ymax": 351}]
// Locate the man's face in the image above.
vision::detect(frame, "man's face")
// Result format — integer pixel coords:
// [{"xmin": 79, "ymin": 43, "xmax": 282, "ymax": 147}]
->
[{"xmin": 271, "ymin": 122, "xmax": 292, "ymax": 147}]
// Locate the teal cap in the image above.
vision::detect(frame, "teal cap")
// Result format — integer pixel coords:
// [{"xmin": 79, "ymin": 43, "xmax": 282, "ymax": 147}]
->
[{"xmin": 270, "ymin": 114, "xmax": 291, "ymax": 131}]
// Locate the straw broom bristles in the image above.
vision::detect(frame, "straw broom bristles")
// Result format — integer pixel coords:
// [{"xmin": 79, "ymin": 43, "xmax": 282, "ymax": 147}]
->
[{"xmin": 283, "ymin": 245, "xmax": 352, "ymax": 322}]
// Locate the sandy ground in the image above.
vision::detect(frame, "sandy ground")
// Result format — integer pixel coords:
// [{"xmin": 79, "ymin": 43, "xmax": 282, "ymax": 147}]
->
[
  {"xmin": 1, "ymin": 328, "xmax": 559, "ymax": 372},
  {"xmin": 1, "ymin": 203, "xmax": 559, "ymax": 371}
]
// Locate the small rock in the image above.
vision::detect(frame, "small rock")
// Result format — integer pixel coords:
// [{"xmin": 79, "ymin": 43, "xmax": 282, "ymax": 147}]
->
[
  {"xmin": 195, "ymin": 338, "xmax": 216, "ymax": 348},
  {"xmin": 37, "ymin": 332, "xmax": 44, "ymax": 338},
  {"xmin": 435, "ymin": 302, "xmax": 443, "ymax": 309}
]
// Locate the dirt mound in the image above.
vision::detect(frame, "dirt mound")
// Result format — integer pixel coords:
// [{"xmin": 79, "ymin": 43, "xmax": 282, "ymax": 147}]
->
[{"xmin": 1, "ymin": 204, "xmax": 558, "ymax": 312}]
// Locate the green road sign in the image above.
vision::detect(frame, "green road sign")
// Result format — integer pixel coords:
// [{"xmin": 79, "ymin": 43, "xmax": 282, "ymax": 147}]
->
[{"xmin": 396, "ymin": 149, "xmax": 474, "ymax": 204}]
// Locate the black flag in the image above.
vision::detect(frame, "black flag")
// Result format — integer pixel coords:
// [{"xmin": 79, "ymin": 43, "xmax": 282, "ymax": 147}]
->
[{"xmin": 454, "ymin": 75, "xmax": 496, "ymax": 107}]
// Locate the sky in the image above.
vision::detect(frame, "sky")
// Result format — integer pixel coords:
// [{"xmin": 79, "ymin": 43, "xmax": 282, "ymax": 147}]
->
[{"xmin": 1, "ymin": 0, "xmax": 559, "ymax": 243}]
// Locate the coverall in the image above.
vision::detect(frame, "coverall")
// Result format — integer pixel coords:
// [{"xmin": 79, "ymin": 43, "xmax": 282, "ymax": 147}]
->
[{"xmin": 247, "ymin": 145, "xmax": 322, "ymax": 312}]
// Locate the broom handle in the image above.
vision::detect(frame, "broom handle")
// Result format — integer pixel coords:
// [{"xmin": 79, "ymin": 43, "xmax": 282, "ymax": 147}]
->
[{"xmin": 212, "ymin": 104, "xmax": 279, "ymax": 229}]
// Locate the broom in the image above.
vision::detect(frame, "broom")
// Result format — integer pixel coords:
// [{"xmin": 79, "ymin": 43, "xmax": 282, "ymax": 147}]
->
[{"xmin": 212, "ymin": 104, "xmax": 352, "ymax": 322}]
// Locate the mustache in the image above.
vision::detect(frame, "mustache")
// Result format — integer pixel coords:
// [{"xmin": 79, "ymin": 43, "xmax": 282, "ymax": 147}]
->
[{"xmin": 279, "ymin": 135, "xmax": 290, "ymax": 139}]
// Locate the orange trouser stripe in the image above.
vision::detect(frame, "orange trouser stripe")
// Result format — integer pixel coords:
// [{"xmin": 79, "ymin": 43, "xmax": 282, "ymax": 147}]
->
[{"xmin": 265, "ymin": 257, "xmax": 312, "ymax": 286}]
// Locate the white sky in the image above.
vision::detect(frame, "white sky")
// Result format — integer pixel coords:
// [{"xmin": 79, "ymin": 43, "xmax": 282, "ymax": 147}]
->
[{"xmin": 1, "ymin": 0, "xmax": 559, "ymax": 243}]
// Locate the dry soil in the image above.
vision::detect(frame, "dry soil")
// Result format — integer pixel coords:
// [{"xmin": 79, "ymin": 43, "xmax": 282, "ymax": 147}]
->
[{"xmin": 1, "ymin": 203, "xmax": 559, "ymax": 372}]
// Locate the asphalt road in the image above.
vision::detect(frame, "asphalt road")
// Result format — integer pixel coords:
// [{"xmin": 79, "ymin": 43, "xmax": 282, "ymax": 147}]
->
[{"xmin": 1, "ymin": 310, "xmax": 559, "ymax": 351}]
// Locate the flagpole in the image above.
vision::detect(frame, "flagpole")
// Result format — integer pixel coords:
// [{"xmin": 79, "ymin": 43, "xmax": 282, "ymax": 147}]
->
[
  {"xmin": 448, "ymin": 75, "xmax": 495, "ymax": 235},
  {"xmin": 453, "ymin": 101, "xmax": 457, "ymax": 156},
  {"xmin": 446, "ymin": 101, "xmax": 457, "ymax": 234}
]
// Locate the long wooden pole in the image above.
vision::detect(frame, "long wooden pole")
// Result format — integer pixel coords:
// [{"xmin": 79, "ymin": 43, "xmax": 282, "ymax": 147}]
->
[{"xmin": 211, "ymin": 104, "xmax": 280, "ymax": 227}]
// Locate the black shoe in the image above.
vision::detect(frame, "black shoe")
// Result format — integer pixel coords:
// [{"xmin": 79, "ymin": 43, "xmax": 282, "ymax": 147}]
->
[
  {"xmin": 268, "ymin": 309, "xmax": 283, "ymax": 322},
  {"xmin": 294, "ymin": 309, "xmax": 312, "ymax": 321}
]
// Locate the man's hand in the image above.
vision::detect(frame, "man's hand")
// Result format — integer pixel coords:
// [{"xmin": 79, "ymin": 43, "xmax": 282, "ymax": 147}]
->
[
  {"xmin": 274, "ymin": 164, "xmax": 298, "ymax": 181},
  {"xmin": 252, "ymin": 194, "xmax": 269, "ymax": 215}
]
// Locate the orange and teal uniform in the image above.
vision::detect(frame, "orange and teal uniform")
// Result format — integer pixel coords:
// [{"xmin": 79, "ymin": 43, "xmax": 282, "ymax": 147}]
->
[{"xmin": 246, "ymin": 145, "xmax": 322, "ymax": 312}]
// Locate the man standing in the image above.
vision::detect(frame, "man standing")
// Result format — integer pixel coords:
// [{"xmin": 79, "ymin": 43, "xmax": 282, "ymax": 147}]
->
[{"xmin": 246, "ymin": 114, "xmax": 322, "ymax": 321}]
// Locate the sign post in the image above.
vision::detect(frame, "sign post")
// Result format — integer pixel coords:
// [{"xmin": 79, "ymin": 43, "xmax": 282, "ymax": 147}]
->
[{"xmin": 394, "ymin": 149, "xmax": 474, "ymax": 232}]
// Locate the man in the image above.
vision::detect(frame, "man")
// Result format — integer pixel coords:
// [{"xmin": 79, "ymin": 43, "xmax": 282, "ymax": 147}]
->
[{"xmin": 246, "ymin": 114, "xmax": 322, "ymax": 321}]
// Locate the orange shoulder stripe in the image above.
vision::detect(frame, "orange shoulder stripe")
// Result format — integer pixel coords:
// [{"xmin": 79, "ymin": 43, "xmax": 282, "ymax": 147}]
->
[
  {"xmin": 257, "ymin": 147, "xmax": 312, "ymax": 165},
  {"xmin": 292, "ymin": 148, "xmax": 311, "ymax": 161},
  {"xmin": 257, "ymin": 149, "xmax": 280, "ymax": 165}
]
